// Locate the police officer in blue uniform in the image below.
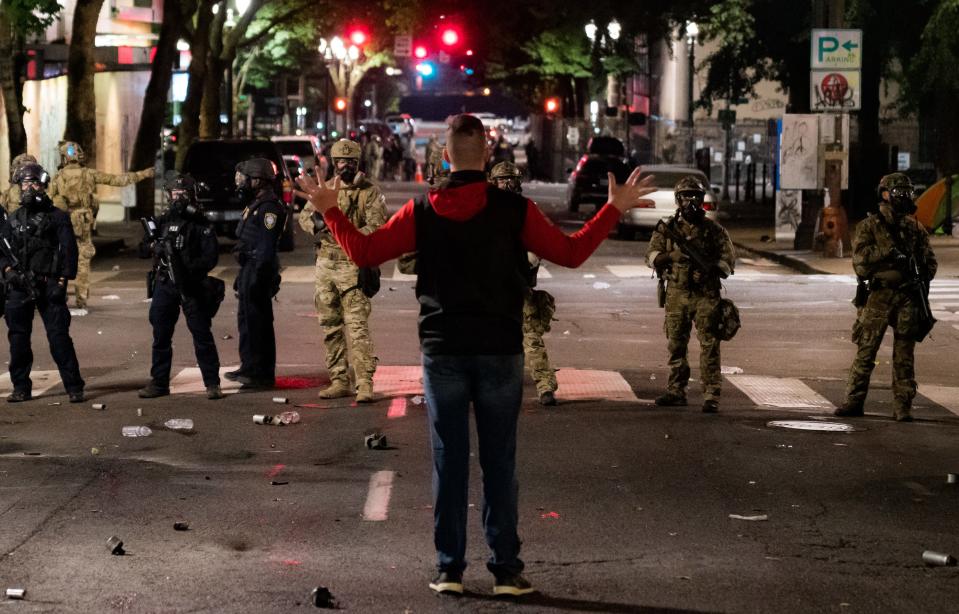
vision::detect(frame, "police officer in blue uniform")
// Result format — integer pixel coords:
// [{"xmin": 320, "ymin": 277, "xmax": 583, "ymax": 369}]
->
[
  {"xmin": 226, "ymin": 158, "xmax": 285, "ymax": 390},
  {"xmin": 139, "ymin": 174, "xmax": 225, "ymax": 400},
  {"xmin": 0, "ymin": 163, "xmax": 85, "ymax": 403}
]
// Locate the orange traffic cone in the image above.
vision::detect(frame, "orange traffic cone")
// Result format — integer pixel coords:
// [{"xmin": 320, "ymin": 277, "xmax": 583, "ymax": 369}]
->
[{"xmin": 415, "ymin": 163, "xmax": 424, "ymax": 184}]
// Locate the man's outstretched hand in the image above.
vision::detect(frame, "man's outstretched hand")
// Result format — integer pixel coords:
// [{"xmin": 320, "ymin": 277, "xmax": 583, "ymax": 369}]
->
[
  {"xmin": 295, "ymin": 172, "xmax": 364, "ymax": 214},
  {"xmin": 608, "ymin": 169, "xmax": 657, "ymax": 212}
]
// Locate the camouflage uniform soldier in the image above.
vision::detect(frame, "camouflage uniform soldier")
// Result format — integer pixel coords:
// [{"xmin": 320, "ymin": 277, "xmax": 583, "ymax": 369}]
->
[
  {"xmin": 646, "ymin": 176, "xmax": 735, "ymax": 413},
  {"xmin": 425, "ymin": 135, "xmax": 444, "ymax": 184},
  {"xmin": 490, "ymin": 161, "xmax": 559, "ymax": 405},
  {"xmin": 298, "ymin": 139, "xmax": 388, "ymax": 402},
  {"xmin": 363, "ymin": 136, "xmax": 384, "ymax": 181},
  {"xmin": 47, "ymin": 141, "xmax": 155, "ymax": 308},
  {"xmin": 835, "ymin": 173, "xmax": 938, "ymax": 422},
  {"xmin": 1, "ymin": 154, "xmax": 38, "ymax": 213}
]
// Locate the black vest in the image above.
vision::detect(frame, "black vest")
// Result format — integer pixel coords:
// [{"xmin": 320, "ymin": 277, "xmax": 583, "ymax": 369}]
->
[
  {"xmin": 8, "ymin": 204, "xmax": 61, "ymax": 277},
  {"xmin": 413, "ymin": 185, "xmax": 528, "ymax": 355}
]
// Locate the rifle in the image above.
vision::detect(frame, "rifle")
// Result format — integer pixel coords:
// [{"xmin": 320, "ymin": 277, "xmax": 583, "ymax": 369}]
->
[
  {"xmin": 141, "ymin": 217, "xmax": 189, "ymax": 301},
  {"xmin": 882, "ymin": 220, "xmax": 936, "ymax": 341},
  {"xmin": 0, "ymin": 236, "xmax": 38, "ymax": 302},
  {"xmin": 656, "ymin": 220, "xmax": 729, "ymax": 280}
]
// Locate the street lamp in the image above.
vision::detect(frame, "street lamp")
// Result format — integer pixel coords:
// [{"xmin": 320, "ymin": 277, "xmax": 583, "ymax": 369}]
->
[
  {"xmin": 607, "ymin": 19, "xmax": 621, "ymax": 41},
  {"xmin": 584, "ymin": 20, "xmax": 597, "ymax": 43},
  {"xmin": 686, "ymin": 21, "xmax": 699, "ymax": 165}
]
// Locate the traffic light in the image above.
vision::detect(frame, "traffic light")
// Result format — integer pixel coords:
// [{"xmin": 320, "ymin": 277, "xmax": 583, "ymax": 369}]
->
[
  {"xmin": 334, "ymin": 97, "xmax": 348, "ymax": 112},
  {"xmin": 441, "ymin": 27, "xmax": 459, "ymax": 46},
  {"xmin": 414, "ymin": 45, "xmax": 428, "ymax": 59},
  {"xmin": 544, "ymin": 98, "xmax": 560, "ymax": 115}
]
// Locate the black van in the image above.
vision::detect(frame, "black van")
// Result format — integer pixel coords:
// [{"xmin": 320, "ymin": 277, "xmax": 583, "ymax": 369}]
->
[{"xmin": 181, "ymin": 139, "xmax": 296, "ymax": 251}]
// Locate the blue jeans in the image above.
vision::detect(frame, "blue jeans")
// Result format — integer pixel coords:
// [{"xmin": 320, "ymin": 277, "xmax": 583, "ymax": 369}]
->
[{"xmin": 422, "ymin": 353, "xmax": 524, "ymax": 577}]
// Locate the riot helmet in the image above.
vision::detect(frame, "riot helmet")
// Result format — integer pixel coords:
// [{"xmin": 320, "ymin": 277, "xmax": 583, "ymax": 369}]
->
[
  {"xmin": 489, "ymin": 161, "xmax": 522, "ymax": 193},
  {"xmin": 13, "ymin": 163, "xmax": 50, "ymax": 209},
  {"xmin": 165, "ymin": 173, "xmax": 200, "ymax": 219},
  {"xmin": 234, "ymin": 158, "xmax": 277, "ymax": 203},
  {"xmin": 878, "ymin": 172, "xmax": 916, "ymax": 216},
  {"xmin": 10, "ymin": 153, "xmax": 37, "ymax": 180},
  {"xmin": 674, "ymin": 175, "xmax": 709, "ymax": 224},
  {"xmin": 59, "ymin": 141, "xmax": 85, "ymax": 166},
  {"xmin": 330, "ymin": 139, "xmax": 361, "ymax": 183}
]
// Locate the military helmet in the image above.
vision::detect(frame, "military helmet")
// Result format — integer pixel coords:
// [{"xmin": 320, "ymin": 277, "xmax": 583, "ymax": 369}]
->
[
  {"xmin": 58, "ymin": 141, "xmax": 85, "ymax": 164},
  {"xmin": 235, "ymin": 158, "xmax": 277, "ymax": 181},
  {"xmin": 490, "ymin": 161, "xmax": 521, "ymax": 180},
  {"xmin": 330, "ymin": 139, "xmax": 362, "ymax": 160},
  {"xmin": 878, "ymin": 172, "xmax": 913, "ymax": 195},
  {"xmin": 13, "ymin": 162, "xmax": 50, "ymax": 187},
  {"xmin": 10, "ymin": 153, "xmax": 37, "ymax": 173},
  {"xmin": 165, "ymin": 173, "xmax": 197, "ymax": 200},
  {"xmin": 674, "ymin": 175, "xmax": 709, "ymax": 195}
]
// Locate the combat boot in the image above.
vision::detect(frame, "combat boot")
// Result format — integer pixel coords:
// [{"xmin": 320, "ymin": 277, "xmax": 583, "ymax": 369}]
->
[
  {"xmin": 319, "ymin": 380, "xmax": 352, "ymax": 399},
  {"xmin": 538, "ymin": 390, "xmax": 557, "ymax": 406},
  {"xmin": 893, "ymin": 405, "xmax": 913, "ymax": 422},
  {"xmin": 702, "ymin": 399, "xmax": 719, "ymax": 413},
  {"xmin": 206, "ymin": 385, "xmax": 225, "ymax": 400},
  {"xmin": 834, "ymin": 401, "xmax": 864, "ymax": 417},
  {"xmin": 655, "ymin": 391, "xmax": 688, "ymax": 407},
  {"xmin": 138, "ymin": 383, "xmax": 170, "ymax": 398},
  {"xmin": 355, "ymin": 381, "xmax": 375, "ymax": 403}
]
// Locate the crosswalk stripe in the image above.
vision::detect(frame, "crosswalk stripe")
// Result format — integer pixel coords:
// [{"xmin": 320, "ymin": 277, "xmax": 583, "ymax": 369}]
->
[
  {"xmin": 918, "ymin": 385, "xmax": 959, "ymax": 417},
  {"xmin": 931, "ymin": 310, "xmax": 959, "ymax": 321},
  {"xmin": 390, "ymin": 263, "xmax": 416, "ymax": 282},
  {"xmin": 0, "ymin": 370, "xmax": 63, "ymax": 398},
  {"xmin": 606, "ymin": 265, "xmax": 649, "ymax": 278},
  {"xmin": 387, "ymin": 397, "xmax": 407, "ymax": 419},
  {"xmin": 554, "ymin": 368, "xmax": 638, "ymax": 402},
  {"xmin": 278, "ymin": 265, "xmax": 315, "ymax": 283},
  {"xmin": 537, "ymin": 265, "xmax": 552, "ymax": 279},
  {"xmin": 169, "ymin": 367, "xmax": 242, "ymax": 395},
  {"xmin": 362, "ymin": 470, "xmax": 394, "ymax": 521},
  {"xmin": 726, "ymin": 375, "xmax": 834, "ymax": 410}
]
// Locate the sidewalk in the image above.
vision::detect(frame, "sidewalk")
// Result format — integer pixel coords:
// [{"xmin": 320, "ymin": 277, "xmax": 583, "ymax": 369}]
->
[{"xmin": 719, "ymin": 200, "xmax": 959, "ymax": 278}]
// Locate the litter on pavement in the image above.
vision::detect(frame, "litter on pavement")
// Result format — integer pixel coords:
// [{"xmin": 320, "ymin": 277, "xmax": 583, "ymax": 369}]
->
[
  {"xmin": 5, "ymin": 588, "xmax": 25, "ymax": 600},
  {"xmin": 106, "ymin": 535, "xmax": 125, "ymax": 555},
  {"xmin": 922, "ymin": 550, "xmax": 957, "ymax": 566},
  {"xmin": 365, "ymin": 433, "xmax": 388, "ymax": 449},
  {"xmin": 947, "ymin": 473, "xmax": 957, "ymax": 484},
  {"xmin": 253, "ymin": 412, "xmax": 300, "ymax": 425},
  {"xmin": 91, "ymin": 403, "xmax": 106, "ymax": 410},
  {"xmin": 410, "ymin": 395, "xmax": 425, "ymax": 405},
  {"xmin": 729, "ymin": 514, "xmax": 769, "ymax": 521},
  {"xmin": 121, "ymin": 426, "xmax": 152, "ymax": 437},
  {"xmin": 164, "ymin": 419, "xmax": 194, "ymax": 431},
  {"xmin": 272, "ymin": 397, "xmax": 289, "ymax": 404},
  {"xmin": 311, "ymin": 586, "xmax": 335, "ymax": 608},
  {"xmin": 173, "ymin": 522, "xmax": 190, "ymax": 531}
]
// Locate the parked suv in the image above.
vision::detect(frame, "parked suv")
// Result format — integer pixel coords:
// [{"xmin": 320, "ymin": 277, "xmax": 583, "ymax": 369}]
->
[
  {"xmin": 181, "ymin": 139, "xmax": 296, "ymax": 251},
  {"xmin": 566, "ymin": 136, "xmax": 631, "ymax": 213},
  {"xmin": 616, "ymin": 165, "xmax": 719, "ymax": 239},
  {"xmin": 271, "ymin": 135, "xmax": 322, "ymax": 176}
]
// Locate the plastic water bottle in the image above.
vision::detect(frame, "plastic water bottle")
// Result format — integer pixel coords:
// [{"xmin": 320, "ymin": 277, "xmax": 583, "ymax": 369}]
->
[
  {"xmin": 164, "ymin": 418, "xmax": 194, "ymax": 431},
  {"xmin": 122, "ymin": 426, "xmax": 152, "ymax": 437}
]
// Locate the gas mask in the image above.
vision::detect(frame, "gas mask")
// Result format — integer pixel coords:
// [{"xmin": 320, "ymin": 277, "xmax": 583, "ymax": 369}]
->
[
  {"xmin": 677, "ymin": 191, "xmax": 706, "ymax": 224},
  {"xmin": 235, "ymin": 172, "xmax": 255, "ymax": 204},
  {"xmin": 887, "ymin": 186, "xmax": 917, "ymax": 217},
  {"xmin": 167, "ymin": 188, "xmax": 199, "ymax": 219},
  {"xmin": 333, "ymin": 159, "xmax": 359, "ymax": 184},
  {"xmin": 494, "ymin": 177, "xmax": 522, "ymax": 194}
]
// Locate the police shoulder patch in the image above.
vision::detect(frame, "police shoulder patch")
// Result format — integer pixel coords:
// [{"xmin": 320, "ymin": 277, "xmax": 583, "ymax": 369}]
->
[{"xmin": 264, "ymin": 212, "xmax": 277, "ymax": 230}]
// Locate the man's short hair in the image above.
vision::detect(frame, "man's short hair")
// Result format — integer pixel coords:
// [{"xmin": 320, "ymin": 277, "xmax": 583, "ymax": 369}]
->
[{"xmin": 446, "ymin": 114, "xmax": 486, "ymax": 166}]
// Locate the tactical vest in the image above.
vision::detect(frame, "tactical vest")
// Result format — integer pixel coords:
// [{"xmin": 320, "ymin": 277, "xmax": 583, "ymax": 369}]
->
[
  {"xmin": 9, "ymin": 205, "xmax": 61, "ymax": 277},
  {"xmin": 413, "ymin": 185, "xmax": 528, "ymax": 355},
  {"xmin": 236, "ymin": 193, "xmax": 284, "ymax": 258}
]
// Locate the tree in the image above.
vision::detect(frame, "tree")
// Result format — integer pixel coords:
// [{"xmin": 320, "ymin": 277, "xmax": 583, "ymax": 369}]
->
[
  {"xmin": 0, "ymin": 0, "xmax": 60, "ymax": 159},
  {"xmin": 175, "ymin": 0, "xmax": 218, "ymax": 170},
  {"xmin": 64, "ymin": 0, "xmax": 106, "ymax": 167},
  {"xmin": 129, "ymin": 0, "xmax": 196, "ymax": 217}
]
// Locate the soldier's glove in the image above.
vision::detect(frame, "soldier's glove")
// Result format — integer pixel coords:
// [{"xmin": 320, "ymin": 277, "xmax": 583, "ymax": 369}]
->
[
  {"xmin": 653, "ymin": 253, "xmax": 672, "ymax": 270},
  {"xmin": 48, "ymin": 279, "xmax": 67, "ymax": 304},
  {"xmin": 889, "ymin": 249, "xmax": 909, "ymax": 269}
]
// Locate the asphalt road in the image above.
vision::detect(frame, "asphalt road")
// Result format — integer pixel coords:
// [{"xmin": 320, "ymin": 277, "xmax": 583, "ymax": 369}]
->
[{"xmin": 1, "ymin": 182, "xmax": 958, "ymax": 613}]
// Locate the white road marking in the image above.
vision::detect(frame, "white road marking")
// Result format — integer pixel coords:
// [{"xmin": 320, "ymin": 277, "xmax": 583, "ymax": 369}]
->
[
  {"xmin": 537, "ymin": 265, "xmax": 552, "ymax": 279},
  {"xmin": 390, "ymin": 263, "xmax": 416, "ymax": 282},
  {"xmin": 726, "ymin": 375, "xmax": 835, "ymax": 410},
  {"xmin": 0, "ymin": 371, "xmax": 63, "ymax": 398},
  {"xmin": 208, "ymin": 266, "xmax": 230, "ymax": 278},
  {"xmin": 927, "ymin": 294, "xmax": 959, "ymax": 300},
  {"xmin": 362, "ymin": 470, "xmax": 394, "ymax": 521},
  {"xmin": 931, "ymin": 310, "xmax": 959, "ymax": 321},
  {"xmin": 278, "ymin": 265, "xmax": 315, "ymax": 283},
  {"xmin": 606, "ymin": 265, "xmax": 649, "ymax": 278},
  {"xmin": 917, "ymin": 385, "xmax": 959, "ymax": 416},
  {"xmin": 169, "ymin": 367, "xmax": 242, "ymax": 395}
]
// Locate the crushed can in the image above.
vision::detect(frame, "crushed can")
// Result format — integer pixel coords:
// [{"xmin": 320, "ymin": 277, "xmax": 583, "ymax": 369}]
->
[
  {"xmin": 922, "ymin": 550, "xmax": 957, "ymax": 566},
  {"xmin": 365, "ymin": 433, "xmax": 387, "ymax": 450},
  {"xmin": 5, "ymin": 588, "xmax": 25, "ymax": 599},
  {"xmin": 311, "ymin": 586, "xmax": 335, "ymax": 608},
  {"xmin": 106, "ymin": 535, "xmax": 125, "ymax": 555}
]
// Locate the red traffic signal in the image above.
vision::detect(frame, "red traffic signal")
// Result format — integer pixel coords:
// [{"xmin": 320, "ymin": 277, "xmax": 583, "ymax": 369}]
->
[
  {"xmin": 334, "ymin": 98, "xmax": 348, "ymax": 112},
  {"xmin": 414, "ymin": 45, "xmax": 428, "ymax": 59},
  {"xmin": 544, "ymin": 98, "xmax": 560, "ymax": 114},
  {"xmin": 441, "ymin": 28, "xmax": 459, "ymax": 46}
]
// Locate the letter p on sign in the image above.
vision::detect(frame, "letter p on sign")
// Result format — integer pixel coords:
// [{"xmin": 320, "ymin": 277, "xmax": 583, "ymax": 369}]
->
[{"xmin": 818, "ymin": 36, "xmax": 839, "ymax": 62}]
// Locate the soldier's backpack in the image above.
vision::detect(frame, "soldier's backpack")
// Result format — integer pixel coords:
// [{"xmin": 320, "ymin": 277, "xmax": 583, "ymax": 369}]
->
[{"xmin": 709, "ymin": 298, "xmax": 741, "ymax": 341}]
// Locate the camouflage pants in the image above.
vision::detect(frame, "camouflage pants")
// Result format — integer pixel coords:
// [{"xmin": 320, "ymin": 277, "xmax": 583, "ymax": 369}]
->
[
  {"xmin": 69, "ymin": 209, "xmax": 96, "ymax": 307},
  {"xmin": 523, "ymin": 290, "xmax": 557, "ymax": 394},
  {"xmin": 663, "ymin": 289, "xmax": 722, "ymax": 401},
  {"xmin": 314, "ymin": 255, "xmax": 377, "ymax": 386},
  {"xmin": 845, "ymin": 288, "xmax": 918, "ymax": 408}
]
